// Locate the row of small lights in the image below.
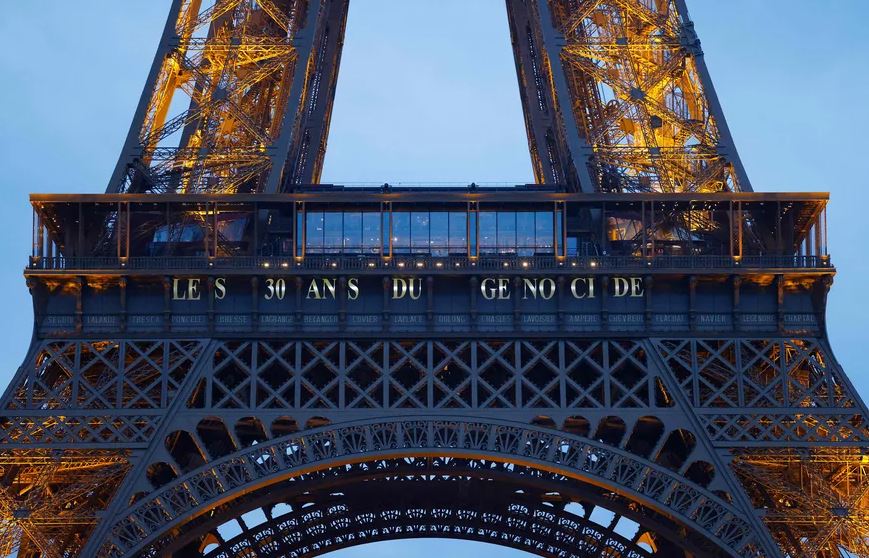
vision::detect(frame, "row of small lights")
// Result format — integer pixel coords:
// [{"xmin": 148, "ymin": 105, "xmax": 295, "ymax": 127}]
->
[
  {"xmin": 257, "ymin": 259, "xmax": 604, "ymax": 269},
  {"xmin": 253, "ymin": 255, "xmax": 785, "ymax": 270}
]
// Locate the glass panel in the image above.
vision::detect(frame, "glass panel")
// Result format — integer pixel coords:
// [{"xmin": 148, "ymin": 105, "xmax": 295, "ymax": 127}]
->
[
  {"xmin": 306, "ymin": 212, "xmax": 324, "ymax": 251},
  {"xmin": 516, "ymin": 212, "xmax": 535, "ymax": 256},
  {"xmin": 393, "ymin": 212, "xmax": 410, "ymax": 254},
  {"xmin": 411, "ymin": 211, "xmax": 430, "ymax": 254},
  {"xmin": 497, "ymin": 211, "xmax": 516, "ymax": 254},
  {"xmin": 430, "ymin": 212, "xmax": 448, "ymax": 256},
  {"xmin": 324, "ymin": 212, "xmax": 343, "ymax": 253},
  {"xmin": 343, "ymin": 212, "xmax": 362, "ymax": 253},
  {"xmin": 449, "ymin": 212, "xmax": 467, "ymax": 254},
  {"xmin": 535, "ymin": 211, "xmax": 553, "ymax": 253},
  {"xmin": 479, "ymin": 211, "xmax": 496, "ymax": 254},
  {"xmin": 363, "ymin": 212, "xmax": 380, "ymax": 254}
]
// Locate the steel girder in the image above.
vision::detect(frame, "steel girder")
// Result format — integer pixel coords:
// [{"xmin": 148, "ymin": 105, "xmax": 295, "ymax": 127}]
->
[
  {"xmin": 108, "ymin": 0, "xmax": 350, "ymax": 194},
  {"xmin": 1, "ymin": 334, "xmax": 868, "ymax": 556},
  {"xmin": 109, "ymin": 0, "xmax": 749, "ymax": 194}
]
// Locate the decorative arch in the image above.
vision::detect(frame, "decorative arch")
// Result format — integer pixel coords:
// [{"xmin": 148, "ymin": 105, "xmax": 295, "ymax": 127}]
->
[{"xmin": 99, "ymin": 417, "xmax": 763, "ymax": 558}]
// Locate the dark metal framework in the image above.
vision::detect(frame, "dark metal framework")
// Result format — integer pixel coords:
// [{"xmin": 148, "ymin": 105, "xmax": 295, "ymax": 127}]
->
[
  {"xmin": 111, "ymin": 0, "xmax": 748, "ymax": 195},
  {"xmin": 2, "ymin": 1, "xmax": 868, "ymax": 558}
]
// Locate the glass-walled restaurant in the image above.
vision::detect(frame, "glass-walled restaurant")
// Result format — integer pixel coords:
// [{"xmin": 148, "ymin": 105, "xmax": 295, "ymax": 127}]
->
[
  {"xmin": 298, "ymin": 210, "xmax": 557, "ymax": 257},
  {"xmin": 29, "ymin": 191, "xmax": 831, "ymax": 269}
]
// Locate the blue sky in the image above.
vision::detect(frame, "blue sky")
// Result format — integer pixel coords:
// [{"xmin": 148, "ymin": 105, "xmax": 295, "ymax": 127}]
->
[{"xmin": 0, "ymin": 2, "xmax": 867, "ymax": 556}]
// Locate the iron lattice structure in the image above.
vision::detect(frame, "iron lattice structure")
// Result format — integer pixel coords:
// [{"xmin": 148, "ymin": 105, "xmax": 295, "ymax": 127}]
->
[{"xmin": 3, "ymin": 1, "xmax": 868, "ymax": 558}]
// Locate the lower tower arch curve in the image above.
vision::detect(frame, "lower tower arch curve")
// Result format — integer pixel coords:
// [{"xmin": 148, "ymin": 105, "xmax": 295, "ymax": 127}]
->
[{"xmin": 101, "ymin": 417, "xmax": 763, "ymax": 558}]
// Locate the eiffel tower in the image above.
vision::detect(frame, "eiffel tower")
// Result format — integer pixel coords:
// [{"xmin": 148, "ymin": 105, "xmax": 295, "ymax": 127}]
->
[{"xmin": 2, "ymin": 1, "xmax": 867, "ymax": 557}]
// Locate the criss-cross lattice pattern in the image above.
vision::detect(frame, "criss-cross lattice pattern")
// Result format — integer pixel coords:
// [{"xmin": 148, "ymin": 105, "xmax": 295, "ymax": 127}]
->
[
  {"xmin": 0, "ymin": 449, "xmax": 130, "ymax": 558},
  {"xmin": 187, "ymin": 339, "xmax": 672, "ymax": 411},
  {"xmin": 733, "ymin": 448, "xmax": 869, "ymax": 558},
  {"xmin": 7, "ymin": 340, "xmax": 203, "ymax": 411},
  {"xmin": 546, "ymin": 0, "xmax": 748, "ymax": 193}
]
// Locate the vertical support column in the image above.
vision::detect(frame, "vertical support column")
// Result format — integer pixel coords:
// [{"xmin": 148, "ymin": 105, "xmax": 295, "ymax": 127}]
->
[
  {"xmin": 119, "ymin": 277, "xmax": 128, "ymax": 333},
  {"xmin": 513, "ymin": 276, "xmax": 521, "ymax": 323},
  {"xmin": 125, "ymin": 202, "xmax": 131, "ymax": 261},
  {"xmin": 207, "ymin": 276, "xmax": 215, "ymax": 333},
  {"xmin": 295, "ymin": 277, "xmax": 304, "ymax": 324},
  {"xmin": 732, "ymin": 275, "xmax": 742, "ymax": 331},
  {"xmin": 688, "ymin": 275, "xmax": 697, "ymax": 330},
  {"xmin": 251, "ymin": 277, "xmax": 259, "ymax": 332},
  {"xmin": 557, "ymin": 275, "xmax": 565, "ymax": 324},
  {"xmin": 426, "ymin": 276, "xmax": 434, "ymax": 323},
  {"xmin": 382, "ymin": 276, "xmax": 390, "ymax": 324},
  {"xmin": 74, "ymin": 277, "xmax": 84, "ymax": 334},
  {"xmin": 737, "ymin": 202, "xmax": 744, "ymax": 258},
  {"xmin": 338, "ymin": 276, "xmax": 347, "ymax": 325},
  {"xmin": 644, "ymin": 275, "xmax": 653, "ymax": 327},
  {"xmin": 814, "ymin": 212, "xmax": 823, "ymax": 261},
  {"xmin": 470, "ymin": 276, "xmax": 479, "ymax": 326},
  {"xmin": 776, "ymin": 274, "xmax": 785, "ymax": 332},
  {"xmin": 600, "ymin": 275, "xmax": 609, "ymax": 330},
  {"xmin": 116, "ymin": 202, "xmax": 123, "ymax": 261},
  {"xmin": 33, "ymin": 205, "xmax": 44, "ymax": 264},
  {"xmin": 163, "ymin": 276, "xmax": 172, "ymax": 331}
]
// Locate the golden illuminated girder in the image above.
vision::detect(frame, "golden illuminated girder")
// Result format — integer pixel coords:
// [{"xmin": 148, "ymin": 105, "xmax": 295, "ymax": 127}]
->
[
  {"xmin": 733, "ymin": 448, "xmax": 869, "ymax": 558},
  {"xmin": 0, "ymin": 449, "xmax": 129, "ymax": 558},
  {"xmin": 125, "ymin": 0, "xmax": 303, "ymax": 194},
  {"xmin": 550, "ymin": 0, "xmax": 740, "ymax": 193}
]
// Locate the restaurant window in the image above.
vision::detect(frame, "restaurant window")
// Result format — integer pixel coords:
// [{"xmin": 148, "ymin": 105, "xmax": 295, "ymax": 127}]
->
[
  {"xmin": 393, "ymin": 212, "xmax": 410, "ymax": 254},
  {"xmin": 517, "ymin": 212, "xmax": 535, "ymax": 256},
  {"xmin": 497, "ymin": 211, "xmax": 516, "ymax": 254},
  {"xmin": 449, "ymin": 212, "xmax": 467, "ymax": 254},
  {"xmin": 363, "ymin": 212, "xmax": 380, "ymax": 254},
  {"xmin": 479, "ymin": 211, "xmax": 497, "ymax": 254},
  {"xmin": 411, "ymin": 212, "xmax": 430, "ymax": 254},
  {"xmin": 430, "ymin": 212, "xmax": 449, "ymax": 256},
  {"xmin": 324, "ymin": 212, "xmax": 343, "ymax": 253},
  {"xmin": 535, "ymin": 211, "xmax": 553, "ymax": 251},
  {"xmin": 306, "ymin": 212, "xmax": 324, "ymax": 250},
  {"xmin": 343, "ymin": 212, "xmax": 362, "ymax": 252}
]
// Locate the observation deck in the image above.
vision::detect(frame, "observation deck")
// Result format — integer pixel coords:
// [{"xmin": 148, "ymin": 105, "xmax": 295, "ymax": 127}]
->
[
  {"xmin": 24, "ymin": 186, "xmax": 833, "ymax": 338},
  {"xmin": 28, "ymin": 186, "xmax": 830, "ymax": 274}
]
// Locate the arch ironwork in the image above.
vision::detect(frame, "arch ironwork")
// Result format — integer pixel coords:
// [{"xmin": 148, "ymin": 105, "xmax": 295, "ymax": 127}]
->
[
  {"xmin": 159, "ymin": 456, "xmax": 721, "ymax": 558},
  {"xmin": 98, "ymin": 417, "xmax": 763, "ymax": 558},
  {"xmin": 4, "ymin": 0, "xmax": 869, "ymax": 556}
]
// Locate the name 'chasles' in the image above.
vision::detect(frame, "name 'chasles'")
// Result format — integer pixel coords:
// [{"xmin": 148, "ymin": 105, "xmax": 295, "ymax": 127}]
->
[{"xmin": 171, "ymin": 276, "xmax": 645, "ymax": 302}]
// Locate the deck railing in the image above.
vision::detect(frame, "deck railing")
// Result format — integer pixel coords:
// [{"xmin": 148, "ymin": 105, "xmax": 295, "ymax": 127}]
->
[{"xmin": 28, "ymin": 254, "xmax": 832, "ymax": 272}]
